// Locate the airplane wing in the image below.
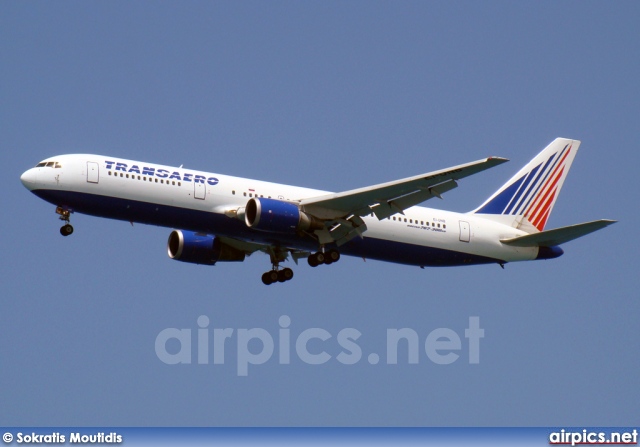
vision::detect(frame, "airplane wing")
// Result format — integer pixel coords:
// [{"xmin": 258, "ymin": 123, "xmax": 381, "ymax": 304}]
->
[
  {"xmin": 299, "ymin": 156, "xmax": 509, "ymax": 220},
  {"xmin": 500, "ymin": 219, "xmax": 617, "ymax": 247}
]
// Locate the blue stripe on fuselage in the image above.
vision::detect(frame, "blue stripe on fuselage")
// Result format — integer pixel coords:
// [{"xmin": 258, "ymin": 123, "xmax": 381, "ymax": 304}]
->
[{"xmin": 31, "ymin": 188, "xmax": 503, "ymax": 268}]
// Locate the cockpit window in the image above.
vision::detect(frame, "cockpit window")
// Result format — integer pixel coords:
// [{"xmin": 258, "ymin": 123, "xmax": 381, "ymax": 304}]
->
[{"xmin": 35, "ymin": 161, "xmax": 62, "ymax": 168}]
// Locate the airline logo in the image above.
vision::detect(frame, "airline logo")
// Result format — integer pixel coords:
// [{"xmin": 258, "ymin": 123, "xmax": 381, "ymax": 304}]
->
[
  {"xmin": 104, "ymin": 160, "xmax": 219, "ymax": 186},
  {"xmin": 476, "ymin": 143, "xmax": 572, "ymax": 230}
]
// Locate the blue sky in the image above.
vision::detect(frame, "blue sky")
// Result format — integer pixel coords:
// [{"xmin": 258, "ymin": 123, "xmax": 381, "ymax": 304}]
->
[{"xmin": 1, "ymin": 1, "xmax": 638, "ymax": 426}]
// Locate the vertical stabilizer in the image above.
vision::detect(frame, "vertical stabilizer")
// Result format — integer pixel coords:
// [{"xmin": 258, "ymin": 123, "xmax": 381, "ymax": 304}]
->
[{"xmin": 472, "ymin": 138, "xmax": 580, "ymax": 233}]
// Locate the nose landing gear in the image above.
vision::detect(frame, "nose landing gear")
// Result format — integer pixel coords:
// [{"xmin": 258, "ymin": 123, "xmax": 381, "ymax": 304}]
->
[{"xmin": 56, "ymin": 206, "xmax": 74, "ymax": 236}]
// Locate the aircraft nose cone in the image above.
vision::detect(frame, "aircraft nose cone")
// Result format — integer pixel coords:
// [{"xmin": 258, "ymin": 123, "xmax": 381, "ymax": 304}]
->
[{"xmin": 20, "ymin": 169, "xmax": 37, "ymax": 190}]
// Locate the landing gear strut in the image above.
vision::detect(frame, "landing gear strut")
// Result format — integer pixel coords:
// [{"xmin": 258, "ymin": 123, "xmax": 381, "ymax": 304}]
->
[{"xmin": 56, "ymin": 206, "xmax": 74, "ymax": 236}]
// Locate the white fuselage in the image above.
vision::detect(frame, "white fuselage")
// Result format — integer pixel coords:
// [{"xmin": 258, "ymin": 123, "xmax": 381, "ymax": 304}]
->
[{"xmin": 21, "ymin": 154, "xmax": 540, "ymax": 267}]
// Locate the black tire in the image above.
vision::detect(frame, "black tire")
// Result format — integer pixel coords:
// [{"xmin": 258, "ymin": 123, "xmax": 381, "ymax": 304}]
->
[
  {"xmin": 326, "ymin": 249, "xmax": 340, "ymax": 263},
  {"xmin": 60, "ymin": 224, "xmax": 74, "ymax": 236},
  {"xmin": 262, "ymin": 272, "xmax": 274, "ymax": 285},
  {"xmin": 279, "ymin": 268, "xmax": 294, "ymax": 282},
  {"xmin": 314, "ymin": 252, "xmax": 325, "ymax": 264},
  {"xmin": 308, "ymin": 254, "xmax": 319, "ymax": 267}
]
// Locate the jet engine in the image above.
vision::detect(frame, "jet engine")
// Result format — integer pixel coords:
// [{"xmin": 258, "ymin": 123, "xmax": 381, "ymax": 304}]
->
[
  {"xmin": 167, "ymin": 230, "xmax": 245, "ymax": 265},
  {"xmin": 244, "ymin": 198, "xmax": 323, "ymax": 233}
]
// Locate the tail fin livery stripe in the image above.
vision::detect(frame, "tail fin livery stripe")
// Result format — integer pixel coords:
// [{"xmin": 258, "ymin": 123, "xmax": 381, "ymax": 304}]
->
[
  {"xmin": 528, "ymin": 166, "xmax": 564, "ymax": 225},
  {"xmin": 504, "ymin": 163, "xmax": 544, "ymax": 214},
  {"xmin": 524, "ymin": 146, "xmax": 572, "ymax": 227},
  {"xmin": 503, "ymin": 162, "xmax": 543, "ymax": 214},
  {"xmin": 531, "ymin": 179, "xmax": 559, "ymax": 229},
  {"xmin": 508, "ymin": 151, "xmax": 559, "ymax": 215},
  {"xmin": 472, "ymin": 138, "xmax": 580, "ymax": 233},
  {"xmin": 514, "ymin": 144, "xmax": 568, "ymax": 216},
  {"xmin": 474, "ymin": 175, "xmax": 526, "ymax": 214},
  {"xmin": 536, "ymin": 207, "xmax": 552, "ymax": 232}
]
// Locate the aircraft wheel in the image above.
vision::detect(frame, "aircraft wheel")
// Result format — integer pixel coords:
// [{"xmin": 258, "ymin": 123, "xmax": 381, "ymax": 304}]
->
[
  {"xmin": 60, "ymin": 224, "xmax": 74, "ymax": 236},
  {"xmin": 326, "ymin": 249, "xmax": 340, "ymax": 264},
  {"xmin": 262, "ymin": 271, "xmax": 278, "ymax": 285},
  {"xmin": 308, "ymin": 254, "xmax": 319, "ymax": 267},
  {"xmin": 278, "ymin": 268, "xmax": 294, "ymax": 282},
  {"xmin": 262, "ymin": 271, "xmax": 275, "ymax": 285}
]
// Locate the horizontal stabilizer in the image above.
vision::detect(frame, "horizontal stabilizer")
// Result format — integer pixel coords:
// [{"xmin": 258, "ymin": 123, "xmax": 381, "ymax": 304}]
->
[{"xmin": 501, "ymin": 219, "xmax": 616, "ymax": 247}]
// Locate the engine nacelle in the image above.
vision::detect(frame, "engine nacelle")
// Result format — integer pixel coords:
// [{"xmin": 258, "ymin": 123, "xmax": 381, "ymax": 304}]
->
[
  {"xmin": 244, "ymin": 197, "xmax": 323, "ymax": 233},
  {"xmin": 167, "ymin": 230, "xmax": 245, "ymax": 265}
]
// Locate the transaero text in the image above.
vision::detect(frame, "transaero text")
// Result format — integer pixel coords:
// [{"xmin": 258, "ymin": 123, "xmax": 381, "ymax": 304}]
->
[
  {"xmin": 105, "ymin": 160, "xmax": 219, "ymax": 186},
  {"xmin": 12, "ymin": 432, "xmax": 122, "ymax": 444}
]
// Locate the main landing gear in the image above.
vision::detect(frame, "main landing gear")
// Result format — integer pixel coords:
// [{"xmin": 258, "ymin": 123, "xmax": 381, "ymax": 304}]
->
[
  {"xmin": 307, "ymin": 248, "xmax": 340, "ymax": 267},
  {"xmin": 260, "ymin": 247, "xmax": 341, "ymax": 285},
  {"xmin": 261, "ymin": 267, "xmax": 294, "ymax": 285},
  {"xmin": 56, "ymin": 206, "xmax": 74, "ymax": 236},
  {"xmin": 261, "ymin": 249, "xmax": 295, "ymax": 285}
]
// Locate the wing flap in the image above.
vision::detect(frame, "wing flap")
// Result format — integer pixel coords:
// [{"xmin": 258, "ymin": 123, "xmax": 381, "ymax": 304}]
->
[
  {"xmin": 500, "ymin": 219, "xmax": 617, "ymax": 247},
  {"xmin": 371, "ymin": 179, "xmax": 459, "ymax": 220}
]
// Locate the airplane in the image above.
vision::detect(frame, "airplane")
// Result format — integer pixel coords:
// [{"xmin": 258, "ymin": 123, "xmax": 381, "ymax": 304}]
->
[{"xmin": 20, "ymin": 137, "xmax": 615, "ymax": 285}]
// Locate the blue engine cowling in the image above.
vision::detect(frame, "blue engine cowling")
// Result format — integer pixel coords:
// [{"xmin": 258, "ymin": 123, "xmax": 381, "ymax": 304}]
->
[
  {"xmin": 244, "ymin": 197, "xmax": 323, "ymax": 233},
  {"xmin": 167, "ymin": 230, "xmax": 245, "ymax": 265}
]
